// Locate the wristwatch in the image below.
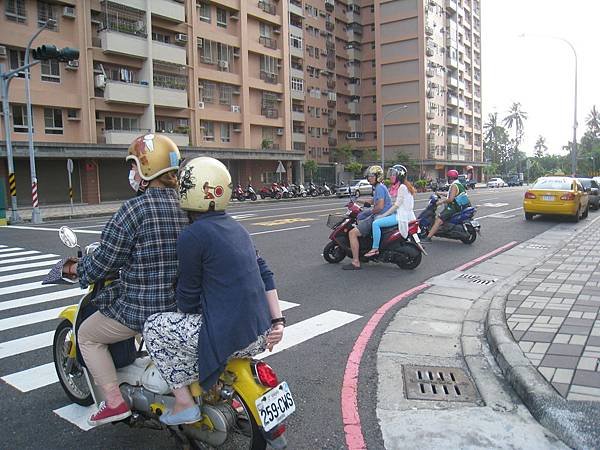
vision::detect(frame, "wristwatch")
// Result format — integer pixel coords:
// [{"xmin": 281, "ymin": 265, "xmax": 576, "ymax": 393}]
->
[{"xmin": 271, "ymin": 317, "xmax": 286, "ymax": 326}]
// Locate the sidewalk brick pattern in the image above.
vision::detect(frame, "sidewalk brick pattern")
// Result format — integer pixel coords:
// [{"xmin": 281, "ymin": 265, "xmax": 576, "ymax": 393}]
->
[{"xmin": 505, "ymin": 231, "xmax": 600, "ymax": 401}]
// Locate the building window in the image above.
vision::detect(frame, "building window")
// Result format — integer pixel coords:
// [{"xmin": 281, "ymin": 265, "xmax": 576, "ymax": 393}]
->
[
  {"xmin": 12, "ymin": 104, "xmax": 31, "ymax": 133},
  {"xmin": 197, "ymin": 2, "xmax": 211, "ymax": 22},
  {"xmin": 219, "ymin": 84, "xmax": 233, "ymax": 105},
  {"xmin": 44, "ymin": 108, "xmax": 63, "ymax": 134},
  {"xmin": 8, "ymin": 48, "xmax": 26, "ymax": 77},
  {"xmin": 216, "ymin": 8, "xmax": 227, "ymax": 27},
  {"xmin": 291, "ymin": 77, "xmax": 303, "ymax": 92},
  {"xmin": 259, "ymin": 22, "xmax": 272, "ymax": 38},
  {"xmin": 151, "ymin": 31, "xmax": 171, "ymax": 44},
  {"xmin": 201, "ymin": 81, "xmax": 216, "ymax": 103},
  {"xmin": 201, "ymin": 120, "xmax": 214, "ymax": 141},
  {"xmin": 220, "ymin": 123, "xmax": 231, "ymax": 142},
  {"xmin": 5, "ymin": 0, "xmax": 26, "ymax": 23},
  {"xmin": 290, "ymin": 34, "xmax": 302, "ymax": 49},
  {"xmin": 37, "ymin": 1, "xmax": 58, "ymax": 30},
  {"xmin": 41, "ymin": 59, "xmax": 60, "ymax": 82},
  {"xmin": 105, "ymin": 116, "xmax": 139, "ymax": 131}
]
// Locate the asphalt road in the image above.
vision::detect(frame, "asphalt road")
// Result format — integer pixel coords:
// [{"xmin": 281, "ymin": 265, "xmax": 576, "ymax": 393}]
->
[{"xmin": 0, "ymin": 186, "xmax": 582, "ymax": 449}]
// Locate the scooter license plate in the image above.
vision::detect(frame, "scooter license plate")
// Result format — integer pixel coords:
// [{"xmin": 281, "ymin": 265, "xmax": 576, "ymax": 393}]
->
[
  {"xmin": 255, "ymin": 381, "xmax": 295, "ymax": 432},
  {"xmin": 412, "ymin": 234, "xmax": 421, "ymax": 243}
]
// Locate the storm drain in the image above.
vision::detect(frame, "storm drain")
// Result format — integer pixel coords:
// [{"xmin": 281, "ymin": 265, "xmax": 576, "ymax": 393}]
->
[
  {"xmin": 454, "ymin": 273, "xmax": 497, "ymax": 285},
  {"xmin": 403, "ymin": 365, "xmax": 479, "ymax": 402}
]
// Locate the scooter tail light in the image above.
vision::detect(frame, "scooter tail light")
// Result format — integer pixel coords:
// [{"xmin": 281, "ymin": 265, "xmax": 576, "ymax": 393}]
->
[
  {"xmin": 524, "ymin": 192, "xmax": 536, "ymax": 199},
  {"xmin": 560, "ymin": 193, "xmax": 575, "ymax": 201},
  {"xmin": 252, "ymin": 361, "xmax": 279, "ymax": 388},
  {"xmin": 408, "ymin": 221, "xmax": 419, "ymax": 234}
]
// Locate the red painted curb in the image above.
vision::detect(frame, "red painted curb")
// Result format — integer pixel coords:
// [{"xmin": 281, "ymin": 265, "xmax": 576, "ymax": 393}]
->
[{"xmin": 341, "ymin": 240, "xmax": 520, "ymax": 449}]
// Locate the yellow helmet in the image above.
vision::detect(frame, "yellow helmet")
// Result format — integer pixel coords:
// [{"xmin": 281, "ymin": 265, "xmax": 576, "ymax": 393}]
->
[
  {"xmin": 366, "ymin": 165, "xmax": 384, "ymax": 183},
  {"xmin": 126, "ymin": 133, "xmax": 181, "ymax": 181},
  {"xmin": 178, "ymin": 157, "xmax": 232, "ymax": 212}
]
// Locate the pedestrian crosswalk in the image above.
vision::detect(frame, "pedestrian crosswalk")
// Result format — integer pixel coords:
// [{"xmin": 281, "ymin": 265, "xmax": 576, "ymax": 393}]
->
[{"xmin": 0, "ymin": 243, "xmax": 361, "ymax": 431}]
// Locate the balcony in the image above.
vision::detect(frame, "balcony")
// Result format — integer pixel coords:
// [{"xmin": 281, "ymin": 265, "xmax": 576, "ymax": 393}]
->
[
  {"xmin": 448, "ymin": 76, "xmax": 458, "ymax": 88},
  {"xmin": 258, "ymin": 1, "xmax": 276, "ymax": 15},
  {"xmin": 162, "ymin": 132, "xmax": 189, "ymax": 146},
  {"xmin": 448, "ymin": 134, "xmax": 459, "ymax": 144},
  {"xmin": 292, "ymin": 111, "xmax": 305, "ymax": 122},
  {"xmin": 260, "ymin": 71, "xmax": 279, "ymax": 84},
  {"xmin": 448, "ymin": 114, "xmax": 459, "ymax": 125},
  {"xmin": 325, "ymin": 21, "xmax": 335, "ymax": 32},
  {"xmin": 427, "ymin": 112, "xmax": 436, "ymax": 120},
  {"xmin": 327, "ymin": 60, "xmax": 336, "ymax": 71},
  {"xmin": 104, "ymin": 129, "xmax": 147, "ymax": 145},
  {"xmin": 104, "ymin": 81, "xmax": 149, "ymax": 105},
  {"xmin": 325, "ymin": 0, "xmax": 334, "ymax": 12},
  {"xmin": 259, "ymin": 36, "xmax": 277, "ymax": 50},
  {"xmin": 447, "ymin": 57, "xmax": 458, "ymax": 69},
  {"xmin": 447, "ymin": 95, "xmax": 458, "ymax": 106},
  {"xmin": 328, "ymin": 118, "xmax": 336, "ymax": 127},
  {"xmin": 152, "ymin": 41, "xmax": 187, "ymax": 65},
  {"xmin": 100, "ymin": 30, "xmax": 148, "ymax": 59},
  {"xmin": 446, "ymin": 0, "xmax": 457, "ymax": 13},
  {"xmin": 347, "ymin": 48, "xmax": 361, "ymax": 60},
  {"xmin": 154, "ymin": 87, "xmax": 188, "ymax": 108},
  {"xmin": 289, "ymin": 1, "xmax": 303, "ymax": 16},
  {"xmin": 151, "ymin": 0, "xmax": 185, "ymax": 22},
  {"xmin": 349, "ymin": 102, "xmax": 360, "ymax": 114},
  {"xmin": 290, "ymin": 45, "xmax": 303, "ymax": 58},
  {"xmin": 327, "ymin": 79, "xmax": 336, "ymax": 89},
  {"xmin": 292, "ymin": 132, "xmax": 306, "ymax": 143},
  {"xmin": 262, "ymin": 107, "xmax": 279, "ymax": 119},
  {"xmin": 291, "ymin": 89, "xmax": 304, "ymax": 100}
]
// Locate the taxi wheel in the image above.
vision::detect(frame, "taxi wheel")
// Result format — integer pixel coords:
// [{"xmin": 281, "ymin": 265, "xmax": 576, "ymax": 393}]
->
[
  {"xmin": 583, "ymin": 206, "xmax": 589, "ymax": 219},
  {"xmin": 525, "ymin": 212, "xmax": 533, "ymax": 221},
  {"xmin": 572, "ymin": 208, "xmax": 580, "ymax": 222}
]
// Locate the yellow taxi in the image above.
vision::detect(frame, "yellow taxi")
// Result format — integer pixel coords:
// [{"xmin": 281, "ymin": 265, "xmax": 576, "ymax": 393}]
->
[{"xmin": 523, "ymin": 176, "xmax": 589, "ymax": 221}]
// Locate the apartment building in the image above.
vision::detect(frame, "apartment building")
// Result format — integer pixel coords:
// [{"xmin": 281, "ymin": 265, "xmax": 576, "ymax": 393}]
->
[
  {"xmin": 0, "ymin": 0, "xmax": 303, "ymax": 205},
  {"xmin": 289, "ymin": 0, "xmax": 483, "ymax": 182}
]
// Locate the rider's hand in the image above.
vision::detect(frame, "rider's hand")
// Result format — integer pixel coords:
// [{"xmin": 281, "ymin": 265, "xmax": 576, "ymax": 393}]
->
[
  {"xmin": 266, "ymin": 324, "xmax": 285, "ymax": 351},
  {"xmin": 62, "ymin": 257, "xmax": 79, "ymax": 280}
]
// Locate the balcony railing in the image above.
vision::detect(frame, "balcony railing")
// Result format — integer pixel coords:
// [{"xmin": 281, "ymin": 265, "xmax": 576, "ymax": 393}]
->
[
  {"xmin": 258, "ymin": 1, "xmax": 276, "ymax": 15},
  {"xmin": 260, "ymin": 71, "xmax": 278, "ymax": 84},
  {"xmin": 325, "ymin": 21, "xmax": 334, "ymax": 32},
  {"xmin": 259, "ymin": 36, "xmax": 277, "ymax": 50},
  {"xmin": 262, "ymin": 108, "xmax": 279, "ymax": 119},
  {"xmin": 153, "ymin": 73, "xmax": 187, "ymax": 90}
]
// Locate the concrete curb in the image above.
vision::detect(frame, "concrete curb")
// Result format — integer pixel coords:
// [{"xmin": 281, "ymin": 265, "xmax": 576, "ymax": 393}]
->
[{"xmin": 485, "ymin": 215, "xmax": 600, "ymax": 450}]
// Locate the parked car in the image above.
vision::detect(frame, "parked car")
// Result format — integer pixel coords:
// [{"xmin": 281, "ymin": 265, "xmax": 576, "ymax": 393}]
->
[
  {"xmin": 507, "ymin": 176, "xmax": 523, "ymax": 187},
  {"xmin": 487, "ymin": 177, "xmax": 508, "ymax": 188},
  {"xmin": 336, "ymin": 179, "xmax": 373, "ymax": 197},
  {"xmin": 578, "ymin": 178, "xmax": 600, "ymax": 210},
  {"xmin": 458, "ymin": 174, "xmax": 476, "ymax": 190},
  {"xmin": 523, "ymin": 176, "xmax": 589, "ymax": 221}
]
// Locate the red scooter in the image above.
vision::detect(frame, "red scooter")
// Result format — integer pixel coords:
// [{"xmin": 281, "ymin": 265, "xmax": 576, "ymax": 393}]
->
[{"xmin": 323, "ymin": 200, "xmax": 425, "ymax": 269}]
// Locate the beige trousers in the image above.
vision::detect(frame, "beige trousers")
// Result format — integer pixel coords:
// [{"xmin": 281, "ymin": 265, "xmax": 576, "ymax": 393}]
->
[{"xmin": 78, "ymin": 311, "xmax": 137, "ymax": 386}]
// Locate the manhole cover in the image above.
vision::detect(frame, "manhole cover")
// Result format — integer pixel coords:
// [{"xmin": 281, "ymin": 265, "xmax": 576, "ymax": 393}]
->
[
  {"xmin": 524, "ymin": 243, "xmax": 550, "ymax": 249},
  {"xmin": 454, "ymin": 273, "xmax": 497, "ymax": 285},
  {"xmin": 403, "ymin": 365, "xmax": 479, "ymax": 402}
]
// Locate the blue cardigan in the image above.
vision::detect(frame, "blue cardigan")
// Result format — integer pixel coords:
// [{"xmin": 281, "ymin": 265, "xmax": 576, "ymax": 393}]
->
[{"xmin": 176, "ymin": 211, "xmax": 273, "ymax": 390}]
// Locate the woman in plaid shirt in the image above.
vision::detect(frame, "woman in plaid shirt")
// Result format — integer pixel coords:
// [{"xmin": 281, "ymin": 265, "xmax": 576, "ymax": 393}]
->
[{"xmin": 62, "ymin": 134, "xmax": 189, "ymax": 426}]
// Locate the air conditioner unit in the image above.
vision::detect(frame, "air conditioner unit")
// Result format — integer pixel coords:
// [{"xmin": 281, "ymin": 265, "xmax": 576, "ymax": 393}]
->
[
  {"xmin": 273, "ymin": 27, "xmax": 281, "ymax": 35},
  {"xmin": 218, "ymin": 60, "xmax": 229, "ymax": 70},
  {"xmin": 230, "ymin": 14, "xmax": 239, "ymax": 21},
  {"xmin": 94, "ymin": 74, "xmax": 106, "ymax": 88},
  {"xmin": 63, "ymin": 6, "xmax": 76, "ymax": 18},
  {"xmin": 233, "ymin": 89, "xmax": 241, "ymax": 95},
  {"xmin": 175, "ymin": 33, "xmax": 188, "ymax": 44},
  {"xmin": 233, "ymin": 126, "xmax": 241, "ymax": 132},
  {"xmin": 198, "ymin": 101, "xmax": 205, "ymax": 109},
  {"xmin": 231, "ymin": 105, "xmax": 240, "ymax": 113},
  {"xmin": 65, "ymin": 60, "xmax": 79, "ymax": 70},
  {"xmin": 197, "ymin": 38, "xmax": 203, "ymax": 48},
  {"xmin": 233, "ymin": 49, "xmax": 240, "ymax": 58},
  {"xmin": 0, "ymin": 45, "xmax": 6, "ymax": 58},
  {"xmin": 276, "ymin": 128, "xmax": 284, "ymax": 136}
]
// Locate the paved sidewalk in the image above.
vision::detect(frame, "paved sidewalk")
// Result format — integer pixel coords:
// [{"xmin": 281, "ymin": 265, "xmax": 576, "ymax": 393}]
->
[{"xmin": 377, "ymin": 215, "xmax": 600, "ymax": 449}]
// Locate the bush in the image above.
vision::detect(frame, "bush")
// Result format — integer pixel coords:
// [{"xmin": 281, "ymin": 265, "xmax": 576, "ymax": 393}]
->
[{"xmin": 415, "ymin": 179, "xmax": 428, "ymax": 189}]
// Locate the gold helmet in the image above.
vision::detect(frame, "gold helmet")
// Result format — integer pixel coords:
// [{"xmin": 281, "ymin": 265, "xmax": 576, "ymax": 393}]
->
[
  {"xmin": 366, "ymin": 165, "xmax": 384, "ymax": 183},
  {"xmin": 126, "ymin": 133, "xmax": 181, "ymax": 181},
  {"xmin": 178, "ymin": 157, "xmax": 232, "ymax": 212}
]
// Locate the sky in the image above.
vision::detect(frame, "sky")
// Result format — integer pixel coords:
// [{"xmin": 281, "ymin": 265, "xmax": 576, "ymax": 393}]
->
[{"xmin": 481, "ymin": 0, "xmax": 599, "ymax": 156}]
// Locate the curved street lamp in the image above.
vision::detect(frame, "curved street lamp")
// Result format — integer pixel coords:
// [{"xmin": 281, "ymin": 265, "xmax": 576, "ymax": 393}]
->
[{"xmin": 380, "ymin": 104, "xmax": 408, "ymax": 171}]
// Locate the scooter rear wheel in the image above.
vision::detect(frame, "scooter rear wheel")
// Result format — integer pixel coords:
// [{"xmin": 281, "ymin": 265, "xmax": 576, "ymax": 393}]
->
[
  {"xmin": 53, "ymin": 319, "xmax": 93, "ymax": 406},
  {"xmin": 323, "ymin": 241, "xmax": 346, "ymax": 263},
  {"xmin": 396, "ymin": 248, "xmax": 422, "ymax": 270},
  {"xmin": 460, "ymin": 225, "xmax": 477, "ymax": 244}
]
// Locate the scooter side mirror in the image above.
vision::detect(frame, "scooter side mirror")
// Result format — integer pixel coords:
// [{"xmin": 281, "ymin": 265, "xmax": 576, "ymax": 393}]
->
[{"xmin": 59, "ymin": 226, "xmax": 78, "ymax": 248}]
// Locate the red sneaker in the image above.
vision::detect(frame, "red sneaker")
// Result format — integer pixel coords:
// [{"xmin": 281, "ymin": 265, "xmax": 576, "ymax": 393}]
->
[{"xmin": 88, "ymin": 401, "xmax": 131, "ymax": 426}]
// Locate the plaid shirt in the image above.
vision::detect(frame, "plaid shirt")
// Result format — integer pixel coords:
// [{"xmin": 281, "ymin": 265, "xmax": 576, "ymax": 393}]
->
[{"xmin": 77, "ymin": 188, "xmax": 189, "ymax": 332}]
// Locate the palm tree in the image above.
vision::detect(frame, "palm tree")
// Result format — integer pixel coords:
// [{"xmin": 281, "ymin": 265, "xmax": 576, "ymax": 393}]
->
[
  {"xmin": 586, "ymin": 105, "xmax": 600, "ymax": 137},
  {"xmin": 503, "ymin": 102, "xmax": 528, "ymax": 172},
  {"xmin": 534, "ymin": 135, "xmax": 548, "ymax": 158}
]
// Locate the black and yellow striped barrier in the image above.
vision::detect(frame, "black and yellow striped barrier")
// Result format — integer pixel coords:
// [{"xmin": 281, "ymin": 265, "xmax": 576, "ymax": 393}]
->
[{"xmin": 8, "ymin": 172, "xmax": 16, "ymax": 197}]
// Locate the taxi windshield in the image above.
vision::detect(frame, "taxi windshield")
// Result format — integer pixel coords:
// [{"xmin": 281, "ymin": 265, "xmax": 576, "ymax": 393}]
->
[{"xmin": 533, "ymin": 179, "xmax": 572, "ymax": 190}]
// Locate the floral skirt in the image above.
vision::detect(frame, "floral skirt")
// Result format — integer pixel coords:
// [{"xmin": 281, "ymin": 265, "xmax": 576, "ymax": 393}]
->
[{"xmin": 143, "ymin": 312, "xmax": 268, "ymax": 389}]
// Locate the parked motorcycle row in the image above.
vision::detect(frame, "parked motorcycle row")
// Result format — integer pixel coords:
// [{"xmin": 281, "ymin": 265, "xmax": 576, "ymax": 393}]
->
[
  {"xmin": 233, "ymin": 182, "xmax": 335, "ymax": 201},
  {"xmin": 323, "ymin": 192, "xmax": 481, "ymax": 270}
]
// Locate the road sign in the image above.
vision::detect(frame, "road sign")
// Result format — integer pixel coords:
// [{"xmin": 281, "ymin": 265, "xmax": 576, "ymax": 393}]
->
[
  {"xmin": 276, "ymin": 161, "xmax": 286, "ymax": 173},
  {"xmin": 66, "ymin": 159, "xmax": 73, "ymax": 173}
]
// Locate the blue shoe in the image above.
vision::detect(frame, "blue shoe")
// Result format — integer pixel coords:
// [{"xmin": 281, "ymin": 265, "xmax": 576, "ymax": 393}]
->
[{"xmin": 159, "ymin": 405, "xmax": 202, "ymax": 425}]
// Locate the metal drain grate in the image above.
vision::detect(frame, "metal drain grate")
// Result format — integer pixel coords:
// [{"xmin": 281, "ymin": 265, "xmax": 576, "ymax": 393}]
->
[
  {"xmin": 455, "ymin": 273, "xmax": 497, "ymax": 285},
  {"xmin": 403, "ymin": 365, "xmax": 479, "ymax": 402}
]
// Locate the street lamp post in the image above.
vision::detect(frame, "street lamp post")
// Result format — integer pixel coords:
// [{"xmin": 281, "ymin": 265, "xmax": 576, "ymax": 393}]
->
[
  {"xmin": 519, "ymin": 33, "xmax": 578, "ymax": 176},
  {"xmin": 380, "ymin": 104, "xmax": 408, "ymax": 172}
]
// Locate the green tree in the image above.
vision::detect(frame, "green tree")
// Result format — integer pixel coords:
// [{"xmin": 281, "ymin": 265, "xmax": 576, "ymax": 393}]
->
[
  {"xmin": 345, "ymin": 161, "xmax": 363, "ymax": 177},
  {"xmin": 333, "ymin": 144, "xmax": 353, "ymax": 163},
  {"xmin": 303, "ymin": 159, "xmax": 318, "ymax": 181},
  {"xmin": 484, "ymin": 113, "xmax": 512, "ymax": 174},
  {"xmin": 391, "ymin": 151, "xmax": 418, "ymax": 178},
  {"xmin": 503, "ymin": 102, "xmax": 528, "ymax": 172},
  {"xmin": 361, "ymin": 148, "xmax": 377, "ymax": 164},
  {"xmin": 534, "ymin": 135, "xmax": 548, "ymax": 158},
  {"xmin": 585, "ymin": 105, "xmax": 600, "ymax": 137}
]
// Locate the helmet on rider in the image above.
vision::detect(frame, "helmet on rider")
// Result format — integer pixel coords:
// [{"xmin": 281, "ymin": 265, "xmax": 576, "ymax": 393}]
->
[
  {"xmin": 366, "ymin": 165, "xmax": 384, "ymax": 183},
  {"xmin": 387, "ymin": 165, "xmax": 407, "ymax": 185},
  {"xmin": 178, "ymin": 156, "xmax": 232, "ymax": 213},
  {"xmin": 447, "ymin": 169, "xmax": 459, "ymax": 180},
  {"xmin": 126, "ymin": 134, "xmax": 181, "ymax": 181}
]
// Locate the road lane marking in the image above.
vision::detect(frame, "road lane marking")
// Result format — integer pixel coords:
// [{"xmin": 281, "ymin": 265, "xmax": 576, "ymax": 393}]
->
[
  {"xmin": 0, "ymin": 247, "xmax": 24, "ymax": 253},
  {"xmin": 250, "ymin": 225, "xmax": 311, "ymax": 235},
  {"xmin": 0, "ymin": 268, "xmax": 55, "ymax": 284},
  {"xmin": 0, "ymin": 259, "xmax": 60, "ymax": 273},
  {"xmin": 0, "ymin": 330, "xmax": 54, "ymax": 360},
  {"xmin": 7, "ymin": 225, "xmax": 102, "ymax": 234},
  {"xmin": 0, "ymin": 280, "xmax": 51, "ymax": 296},
  {"xmin": 252, "ymin": 217, "xmax": 316, "ymax": 226},
  {"xmin": 0, "ymin": 250, "xmax": 40, "ymax": 259},
  {"xmin": 477, "ymin": 207, "xmax": 523, "ymax": 220},
  {"xmin": 53, "ymin": 404, "xmax": 96, "ymax": 431},
  {"xmin": 481, "ymin": 202, "xmax": 510, "ymax": 208},
  {"xmin": 0, "ymin": 254, "xmax": 59, "ymax": 266},
  {"xmin": 0, "ymin": 306, "xmax": 69, "ymax": 331},
  {"xmin": 0, "ymin": 287, "xmax": 86, "ymax": 312},
  {"xmin": 255, "ymin": 310, "xmax": 362, "ymax": 360}
]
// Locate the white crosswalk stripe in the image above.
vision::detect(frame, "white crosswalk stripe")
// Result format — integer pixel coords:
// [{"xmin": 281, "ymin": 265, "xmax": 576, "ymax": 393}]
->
[{"xmin": 0, "ymin": 244, "xmax": 362, "ymax": 431}]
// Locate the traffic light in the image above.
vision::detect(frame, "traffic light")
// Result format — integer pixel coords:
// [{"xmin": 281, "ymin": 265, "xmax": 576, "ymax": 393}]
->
[{"xmin": 31, "ymin": 45, "xmax": 79, "ymax": 62}]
